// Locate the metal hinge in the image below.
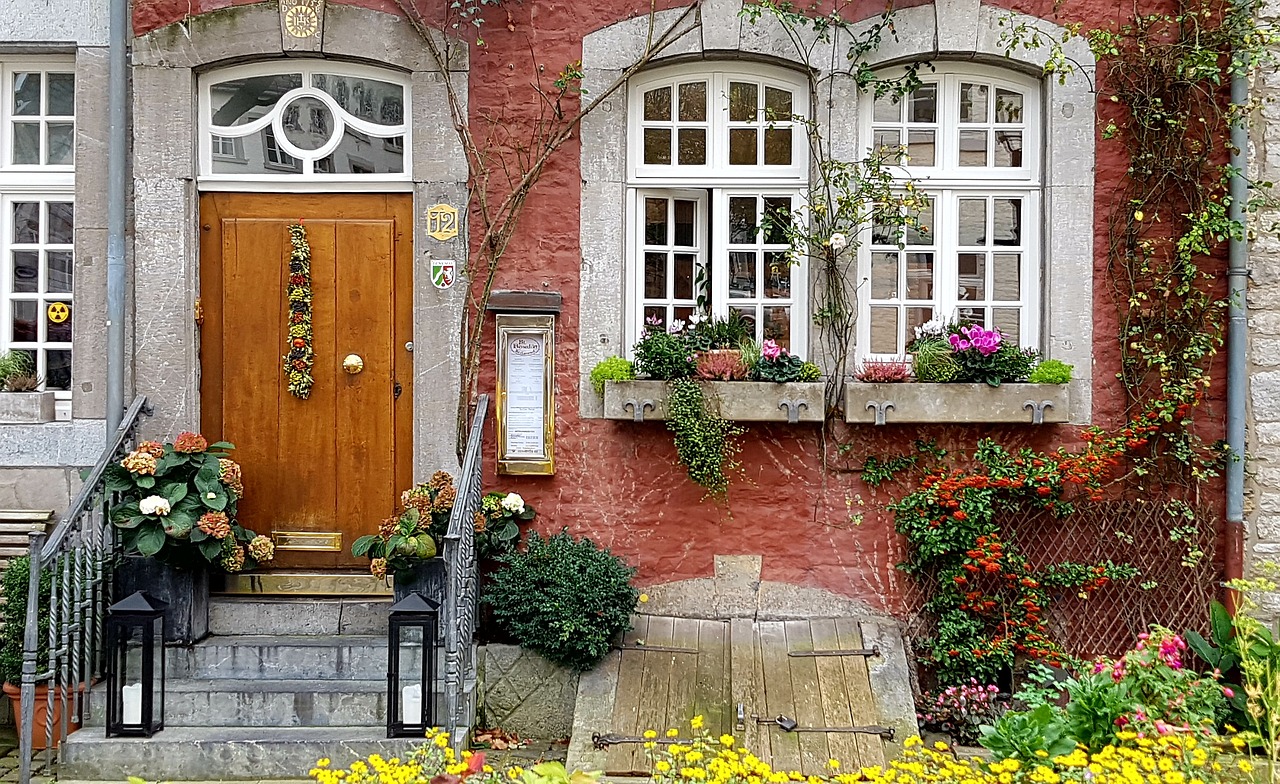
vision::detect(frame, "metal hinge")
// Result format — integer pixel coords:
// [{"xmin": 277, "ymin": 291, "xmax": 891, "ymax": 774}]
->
[{"xmin": 194, "ymin": 298, "xmax": 204, "ymax": 326}]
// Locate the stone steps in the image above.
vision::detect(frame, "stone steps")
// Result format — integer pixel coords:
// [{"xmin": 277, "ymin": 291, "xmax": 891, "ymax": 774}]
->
[
  {"xmin": 208, "ymin": 596, "xmax": 391, "ymax": 636},
  {"xmin": 166, "ymin": 634, "xmax": 444, "ymax": 681}
]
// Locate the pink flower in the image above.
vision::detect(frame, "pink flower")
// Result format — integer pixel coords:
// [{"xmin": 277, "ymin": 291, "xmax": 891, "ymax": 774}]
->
[
  {"xmin": 1224, "ymin": 687, "xmax": 1235, "ymax": 698},
  {"xmin": 761, "ymin": 339, "xmax": 783, "ymax": 360},
  {"xmin": 1154, "ymin": 720, "xmax": 1172, "ymax": 736}
]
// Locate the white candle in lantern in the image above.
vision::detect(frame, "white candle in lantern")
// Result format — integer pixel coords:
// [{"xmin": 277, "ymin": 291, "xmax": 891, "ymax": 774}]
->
[
  {"xmin": 122, "ymin": 682, "xmax": 142, "ymax": 725},
  {"xmin": 402, "ymin": 682, "xmax": 422, "ymax": 724}
]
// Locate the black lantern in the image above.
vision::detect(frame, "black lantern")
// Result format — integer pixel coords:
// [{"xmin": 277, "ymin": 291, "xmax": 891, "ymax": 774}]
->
[
  {"xmin": 105, "ymin": 591, "xmax": 166, "ymax": 738},
  {"xmin": 387, "ymin": 591, "xmax": 439, "ymax": 738}
]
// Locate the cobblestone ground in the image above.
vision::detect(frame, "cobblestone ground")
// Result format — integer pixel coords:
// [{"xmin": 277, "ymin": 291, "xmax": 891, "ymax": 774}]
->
[{"xmin": 0, "ymin": 728, "xmax": 51, "ymax": 783}]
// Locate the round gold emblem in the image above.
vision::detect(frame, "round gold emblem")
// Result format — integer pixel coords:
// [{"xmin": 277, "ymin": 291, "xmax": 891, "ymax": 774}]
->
[
  {"xmin": 284, "ymin": 4, "xmax": 319, "ymax": 38},
  {"xmin": 47, "ymin": 302, "xmax": 69, "ymax": 324}
]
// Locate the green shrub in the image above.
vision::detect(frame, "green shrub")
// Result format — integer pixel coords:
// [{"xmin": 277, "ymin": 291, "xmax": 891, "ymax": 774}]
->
[
  {"xmin": 484, "ymin": 531, "xmax": 638, "ymax": 671},
  {"xmin": 589, "ymin": 356, "xmax": 635, "ymax": 394},
  {"xmin": 798, "ymin": 361, "xmax": 822, "ymax": 382},
  {"xmin": 633, "ymin": 328, "xmax": 695, "ymax": 381},
  {"xmin": 0, "ymin": 555, "xmax": 50, "ymax": 685},
  {"xmin": 1029, "ymin": 359, "xmax": 1074, "ymax": 384}
]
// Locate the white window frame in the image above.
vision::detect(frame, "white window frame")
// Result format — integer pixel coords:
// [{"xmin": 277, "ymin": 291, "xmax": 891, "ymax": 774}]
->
[
  {"xmin": 198, "ymin": 61, "xmax": 412, "ymax": 191},
  {"xmin": 625, "ymin": 63, "xmax": 810, "ymax": 357},
  {"xmin": 857, "ymin": 64, "xmax": 1042, "ymax": 358}
]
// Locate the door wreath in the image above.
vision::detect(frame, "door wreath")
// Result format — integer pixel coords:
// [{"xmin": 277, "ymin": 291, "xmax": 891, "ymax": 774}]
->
[{"xmin": 283, "ymin": 223, "xmax": 314, "ymax": 399}]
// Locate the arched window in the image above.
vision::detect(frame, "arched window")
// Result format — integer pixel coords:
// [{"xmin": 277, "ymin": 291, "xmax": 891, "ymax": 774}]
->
[
  {"xmin": 859, "ymin": 64, "xmax": 1042, "ymax": 357},
  {"xmin": 626, "ymin": 63, "xmax": 809, "ymax": 355},
  {"xmin": 198, "ymin": 62, "xmax": 410, "ymax": 186}
]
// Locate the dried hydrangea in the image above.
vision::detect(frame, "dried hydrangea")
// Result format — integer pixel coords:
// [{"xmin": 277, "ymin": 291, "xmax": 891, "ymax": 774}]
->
[
  {"xmin": 121, "ymin": 450, "xmax": 158, "ymax": 476},
  {"xmin": 198, "ymin": 511, "xmax": 231, "ymax": 539},
  {"xmin": 174, "ymin": 431, "xmax": 208, "ymax": 453},
  {"xmin": 218, "ymin": 458, "xmax": 244, "ymax": 496},
  {"xmin": 370, "ymin": 557, "xmax": 388, "ymax": 580},
  {"xmin": 427, "ymin": 471, "xmax": 454, "ymax": 492},
  {"xmin": 220, "ymin": 543, "xmax": 246, "ymax": 573},
  {"xmin": 432, "ymin": 484, "xmax": 457, "ymax": 513},
  {"xmin": 248, "ymin": 535, "xmax": 274, "ymax": 563},
  {"xmin": 378, "ymin": 515, "xmax": 400, "ymax": 539},
  {"xmin": 473, "ymin": 512, "xmax": 487, "ymax": 533},
  {"xmin": 137, "ymin": 440, "xmax": 166, "ymax": 458}
]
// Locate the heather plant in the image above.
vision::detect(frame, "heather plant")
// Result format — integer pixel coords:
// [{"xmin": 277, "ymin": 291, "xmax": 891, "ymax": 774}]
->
[
  {"xmin": 695, "ymin": 350, "xmax": 748, "ymax": 381},
  {"xmin": 856, "ymin": 358, "xmax": 912, "ymax": 383},
  {"xmin": 918, "ymin": 680, "xmax": 1009, "ymax": 745}
]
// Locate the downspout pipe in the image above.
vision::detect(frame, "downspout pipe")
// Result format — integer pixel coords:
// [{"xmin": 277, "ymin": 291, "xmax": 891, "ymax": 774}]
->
[
  {"xmin": 1225, "ymin": 23, "xmax": 1249, "ymax": 610},
  {"xmin": 104, "ymin": 0, "xmax": 128, "ymax": 433}
]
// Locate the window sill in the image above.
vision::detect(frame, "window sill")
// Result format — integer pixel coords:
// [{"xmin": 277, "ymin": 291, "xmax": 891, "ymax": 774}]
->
[
  {"xmin": 0, "ymin": 391, "xmax": 57, "ymax": 424},
  {"xmin": 603, "ymin": 380, "xmax": 825, "ymax": 423},
  {"xmin": 844, "ymin": 382, "xmax": 1070, "ymax": 425}
]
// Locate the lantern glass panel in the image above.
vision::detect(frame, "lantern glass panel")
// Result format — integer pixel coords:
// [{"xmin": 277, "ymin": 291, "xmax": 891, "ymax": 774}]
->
[{"xmin": 398, "ymin": 624, "xmax": 424, "ymax": 725}]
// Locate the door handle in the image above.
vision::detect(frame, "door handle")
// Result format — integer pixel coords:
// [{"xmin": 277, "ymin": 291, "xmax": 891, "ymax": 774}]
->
[
  {"xmin": 343, "ymin": 354, "xmax": 364, "ymax": 374},
  {"xmin": 394, "ymin": 381, "xmax": 403, "ymax": 400}
]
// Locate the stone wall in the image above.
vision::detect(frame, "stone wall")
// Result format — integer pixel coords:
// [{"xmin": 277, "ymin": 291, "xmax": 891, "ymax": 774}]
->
[{"xmin": 479, "ymin": 645, "xmax": 579, "ymax": 740}]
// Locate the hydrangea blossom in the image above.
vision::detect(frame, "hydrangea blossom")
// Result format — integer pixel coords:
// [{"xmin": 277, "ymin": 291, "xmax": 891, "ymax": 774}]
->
[
  {"xmin": 501, "ymin": 493, "xmax": 525, "ymax": 513},
  {"xmin": 139, "ymin": 495, "xmax": 171, "ymax": 516}
]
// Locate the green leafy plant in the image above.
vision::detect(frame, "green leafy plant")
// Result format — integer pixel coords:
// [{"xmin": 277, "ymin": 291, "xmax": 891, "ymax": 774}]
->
[
  {"xmin": 979, "ymin": 704, "xmax": 1076, "ymax": 761},
  {"xmin": 686, "ymin": 312, "xmax": 753, "ymax": 352},
  {"xmin": 633, "ymin": 322, "xmax": 695, "ymax": 381},
  {"xmin": 484, "ymin": 530, "xmax": 638, "ymax": 671},
  {"xmin": 0, "ymin": 555, "xmax": 49, "ymax": 684},
  {"xmin": 106, "ymin": 434, "xmax": 272, "ymax": 572},
  {"xmin": 666, "ymin": 378, "xmax": 742, "ymax": 497},
  {"xmin": 752, "ymin": 340, "xmax": 811, "ymax": 383},
  {"xmin": 353, "ymin": 471, "xmax": 456, "ymax": 580},
  {"xmin": 590, "ymin": 356, "xmax": 635, "ymax": 394},
  {"xmin": 910, "ymin": 338, "xmax": 960, "ymax": 383},
  {"xmin": 945, "ymin": 324, "xmax": 1038, "ymax": 387},
  {"xmin": 475, "ymin": 491, "xmax": 536, "ymax": 561},
  {"xmin": 1029, "ymin": 359, "xmax": 1074, "ymax": 385}
]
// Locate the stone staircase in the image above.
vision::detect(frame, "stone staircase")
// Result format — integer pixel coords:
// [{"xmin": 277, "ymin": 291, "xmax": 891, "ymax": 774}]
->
[{"xmin": 58, "ymin": 596, "xmax": 466, "ymax": 782}]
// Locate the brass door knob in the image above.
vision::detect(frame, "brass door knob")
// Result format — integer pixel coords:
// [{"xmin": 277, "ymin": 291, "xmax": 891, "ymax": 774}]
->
[{"xmin": 343, "ymin": 354, "xmax": 364, "ymax": 374}]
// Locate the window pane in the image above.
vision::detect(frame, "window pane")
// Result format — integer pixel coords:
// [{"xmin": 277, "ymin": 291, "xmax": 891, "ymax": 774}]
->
[
  {"xmin": 644, "ymin": 198, "xmax": 668, "ymax": 246},
  {"xmin": 46, "ymin": 349, "xmax": 70, "ymax": 390},
  {"xmin": 957, "ymin": 306, "xmax": 985, "ymax": 326},
  {"xmin": 873, "ymin": 94, "xmax": 900, "ymax": 123},
  {"xmin": 673, "ymin": 200, "xmax": 696, "ymax": 247},
  {"xmin": 993, "ymin": 253, "xmax": 1021, "ymax": 300},
  {"xmin": 47, "ymin": 203, "xmax": 73, "ymax": 244},
  {"xmin": 873, "ymin": 129, "xmax": 900, "ymax": 153},
  {"xmin": 763, "ymin": 128, "xmax": 791, "ymax": 165},
  {"xmin": 47, "ymin": 73, "xmax": 74, "ymax": 116},
  {"xmin": 643, "ymin": 128, "xmax": 671, "ymax": 165},
  {"xmin": 281, "ymin": 96, "xmax": 333, "ymax": 151},
  {"xmin": 730, "ymin": 305, "xmax": 757, "ymax": 339},
  {"xmin": 906, "ymin": 253, "xmax": 934, "ymax": 299},
  {"xmin": 46, "ymin": 300, "xmax": 71, "ymax": 342},
  {"xmin": 994, "ymin": 199, "xmax": 1023, "ymax": 246},
  {"xmin": 869, "ymin": 307, "xmax": 898, "ymax": 354},
  {"xmin": 643, "ymin": 306, "xmax": 666, "ymax": 328},
  {"xmin": 729, "ymin": 128, "xmax": 757, "ymax": 165},
  {"xmin": 910, "ymin": 84, "xmax": 937, "ymax": 123},
  {"xmin": 312, "ymin": 74, "xmax": 404, "ymax": 126},
  {"xmin": 958, "ymin": 253, "xmax": 986, "ymax": 300},
  {"xmin": 677, "ymin": 128, "xmax": 706, "ymax": 165},
  {"xmin": 678, "ymin": 82, "xmax": 706, "ymax": 121},
  {"xmin": 47, "ymin": 251, "xmax": 72, "ymax": 294},
  {"xmin": 13, "ymin": 73, "xmax": 39, "ymax": 116},
  {"xmin": 959, "ymin": 83, "xmax": 988, "ymax": 123},
  {"xmin": 313, "ymin": 128, "xmax": 404, "ymax": 175},
  {"xmin": 728, "ymin": 197, "xmax": 756, "ymax": 244},
  {"xmin": 871, "ymin": 252, "xmax": 898, "ymax": 299},
  {"xmin": 907, "ymin": 130, "xmax": 935, "ymax": 166},
  {"xmin": 728, "ymin": 251, "xmax": 756, "ymax": 298},
  {"xmin": 763, "ymin": 306, "xmax": 790, "ymax": 349},
  {"xmin": 959, "ymin": 129, "xmax": 988, "ymax": 166},
  {"xmin": 644, "ymin": 86, "xmax": 671, "ymax": 122},
  {"xmin": 46, "ymin": 122, "xmax": 73, "ymax": 165},
  {"xmin": 210, "ymin": 74, "xmax": 303, "ymax": 127},
  {"xmin": 13, "ymin": 203, "xmax": 38, "ymax": 244},
  {"xmin": 907, "ymin": 307, "xmax": 933, "ymax": 338},
  {"xmin": 995, "ymin": 131, "xmax": 1022, "ymax": 167},
  {"xmin": 764, "ymin": 251, "xmax": 790, "ymax": 298},
  {"xmin": 763, "ymin": 197, "xmax": 791, "ymax": 244},
  {"xmin": 674, "ymin": 253, "xmax": 695, "ymax": 300},
  {"xmin": 12, "ymin": 251, "xmax": 37, "ymax": 293},
  {"xmin": 729, "ymin": 82, "xmax": 757, "ymax": 122},
  {"xmin": 12, "ymin": 300, "xmax": 36, "ymax": 342},
  {"xmin": 11, "ymin": 123, "xmax": 39, "ymax": 165},
  {"xmin": 993, "ymin": 308, "xmax": 1020, "ymax": 343},
  {"xmin": 958, "ymin": 199, "xmax": 987, "ymax": 246},
  {"xmin": 907, "ymin": 198, "xmax": 934, "ymax": 246},
  {"xmin": 674, "ymin": 305, "xmax": 694, "ymax": 324},
  {"xmin": 644, "ymin": 252, "xmax": 667, "ymax": 299},
  {"xmin": 995, "ymin": 89, "xmax": 1023, "ymax": 123},
  {"xmin": 764, "ymin": 86, "xmax": 792, "ymax": 119}
]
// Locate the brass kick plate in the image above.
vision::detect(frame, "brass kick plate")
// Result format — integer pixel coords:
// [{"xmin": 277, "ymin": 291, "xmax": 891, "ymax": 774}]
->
[
  {"xmin": 272, "ymin": 530, "xmax": 343, "ymax": 552},
  {"xmin": 219, "ymin": 572, "xmax": 392, "ymax": 596}
]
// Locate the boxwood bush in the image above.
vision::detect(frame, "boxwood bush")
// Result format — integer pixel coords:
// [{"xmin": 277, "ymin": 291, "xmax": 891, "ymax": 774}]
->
[{"xmin": 484, "ymin": 530, "xmax": 638, "ymax": 671}]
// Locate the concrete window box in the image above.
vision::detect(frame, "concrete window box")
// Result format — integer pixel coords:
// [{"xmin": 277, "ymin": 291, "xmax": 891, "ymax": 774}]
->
[
  {"xmin": 603, "ymin": 380, "xmax": 825, "ymax": 423},
  {"xmin": 0, "ymin": 391, "xmax": 56, "ymax": 424},
  {"xmin": 845, "ymin": 382, "xmax": 1070, "ymax": 425}
]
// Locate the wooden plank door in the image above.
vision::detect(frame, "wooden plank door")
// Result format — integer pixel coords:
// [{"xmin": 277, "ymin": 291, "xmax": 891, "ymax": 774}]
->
[{"xmin": 199, "ymin": 193, "xmax": 414, "ymax": 570}]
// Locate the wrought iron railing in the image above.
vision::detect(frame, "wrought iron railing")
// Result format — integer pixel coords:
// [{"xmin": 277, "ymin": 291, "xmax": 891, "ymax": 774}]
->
[
  {"xmin": 442, "ymin": 393, "xmax": 487, "ymax": 749},
  {"xmin": 19, "ymin": 395, "xmax": 150, "ymax": 784}
]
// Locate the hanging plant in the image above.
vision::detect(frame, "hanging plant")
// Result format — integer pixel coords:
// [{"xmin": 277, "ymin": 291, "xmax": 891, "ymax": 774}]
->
[
  {"xmin": 283, "ymin": 223, "xmax": 314, "ymax": 399},
  {"xmin": 666, "ymin": 378, "xmax": 742, "ymax": 498}
]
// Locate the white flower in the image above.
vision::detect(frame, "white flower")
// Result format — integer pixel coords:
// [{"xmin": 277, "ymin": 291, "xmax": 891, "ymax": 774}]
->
[
  {"xmin": 139, "ymin": 495, "xmax": 171, "ymax": 516},
  {"xmin": 687, "ymin": 312, "xmax": 705, "ymax": 326},
  {"xmin": 828, "ymin": 232, "xmax": 849, "ymax": 252},
  {"xmin": 206, "ymin": 492, "xmax": 217, "ymax": 500},
  {"xmin": 914, "ymin": 317, "xmax": 949, "ymax": 341},
  {"xmin": 667, "ymin": 319, "xmax": 686, "ymax": 334},
  {"xmin": 500, "ymin": 493, "xmax": 525, "ymax": 513}
]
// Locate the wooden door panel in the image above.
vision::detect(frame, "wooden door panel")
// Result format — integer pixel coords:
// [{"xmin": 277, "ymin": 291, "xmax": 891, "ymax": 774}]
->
[{"xmin": 199, "ymin": 193, "xmax": 413, "ymax": 571}]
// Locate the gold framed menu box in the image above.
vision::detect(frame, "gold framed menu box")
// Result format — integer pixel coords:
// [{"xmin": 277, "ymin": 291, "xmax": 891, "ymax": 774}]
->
[{"xmin": 495, "ymin": 314, "xmax": 555, "ymax": 474}]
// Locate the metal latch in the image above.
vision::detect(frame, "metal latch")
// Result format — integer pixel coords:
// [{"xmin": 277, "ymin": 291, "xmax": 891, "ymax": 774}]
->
[
  {"xmin": 756, "ymin": 714, "xmax": 895, "ymax": 740},
  {"xmin": 592, "ymin": 733, "xmax": 688, "ymax": 749},
  {"xmin": 394, "ymin": 381, "xmax": 403, "ymax": 400},
  {"xmin": 787, "ymin": 647, "xmax": 880, "ymax": 658}
]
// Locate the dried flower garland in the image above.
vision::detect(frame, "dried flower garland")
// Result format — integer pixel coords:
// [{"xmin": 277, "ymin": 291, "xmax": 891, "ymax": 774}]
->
[{"xmin": 283, "ymin": 223, "xmax": 314, "ymax": 399}]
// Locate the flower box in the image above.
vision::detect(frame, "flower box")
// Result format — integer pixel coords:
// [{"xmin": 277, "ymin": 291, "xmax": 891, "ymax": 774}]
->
[
  {"xmin": 603, "ymin": 380, "xmax": 825, "ymax": 423},
  {"xmin": 115, "ymin": 555, "xmax": 210, "ymax": 644},
  {"xmin": 0, "ymin": 391, "xmax": 55, "ymax": 424},
  {"xmin": 844, "ymin": 382, "xmax": 1070, "ymax": 425}
]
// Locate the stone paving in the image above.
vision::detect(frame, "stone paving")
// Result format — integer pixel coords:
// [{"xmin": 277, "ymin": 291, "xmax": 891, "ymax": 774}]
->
[{"xmin": 0, "ymin": 728, "xmax": 51, "ymax": 783}]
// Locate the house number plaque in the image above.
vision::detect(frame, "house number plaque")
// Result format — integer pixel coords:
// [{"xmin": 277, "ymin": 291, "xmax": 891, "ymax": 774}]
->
[{"xmin": 496, "ymin": 314, "xmax": 555, "ymax": 475}]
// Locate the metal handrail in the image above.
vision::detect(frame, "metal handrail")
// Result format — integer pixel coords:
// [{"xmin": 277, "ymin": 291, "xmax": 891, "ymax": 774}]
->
[
  {"xmin": 443, "ymin": 394, "xmax": 487, "ymax": 749},
  {"xmin": 19, "ymin": 395, "xmax": 150, "ymax": 784}
]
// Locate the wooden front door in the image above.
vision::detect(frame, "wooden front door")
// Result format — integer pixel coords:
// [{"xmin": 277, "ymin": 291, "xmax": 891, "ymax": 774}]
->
[{"xmin": 199, "ymin": 193, "xmax": 413, "ymax": 570}]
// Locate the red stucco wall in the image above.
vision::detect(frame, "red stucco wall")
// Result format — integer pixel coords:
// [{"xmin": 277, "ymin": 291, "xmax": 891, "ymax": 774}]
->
[{"xmin": 132, "ymin": 0, "xmax": 1225, "ymax": 615}]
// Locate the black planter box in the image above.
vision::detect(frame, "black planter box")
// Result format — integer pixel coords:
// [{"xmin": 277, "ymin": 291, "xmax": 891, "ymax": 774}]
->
[
  {"xmin": 392, "ymin": 557, "xmax": 446, "ymax": 606},
  {"xmin": 115, "ymin": 556, "xmax": 210, "ymax": 644}
]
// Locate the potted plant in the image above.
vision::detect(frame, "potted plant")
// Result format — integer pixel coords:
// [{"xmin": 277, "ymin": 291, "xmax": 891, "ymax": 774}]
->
[
  {"xmin": 353, "ymin": 471, "xmax": 456, "ymax": 604},
  {"xmin": 107, "ymin": 433, "xmax": 274, "ymax": 642},
  {"xmin": 0, "ymin": 350, "xmax": 53, "ymax": 424},
  {"xmin": 475, "ymin": 491, "xmax": 536, "ymax": 562},
  {"xmin": 0, "ymin": 555, "xmax": 76, "ymax": 749}
]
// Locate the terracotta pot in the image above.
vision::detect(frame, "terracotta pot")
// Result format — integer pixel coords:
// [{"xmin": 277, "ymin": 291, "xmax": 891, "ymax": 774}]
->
[{"xmin": 3, "ymin": 681, "xmax": 81, "ymax": 750}]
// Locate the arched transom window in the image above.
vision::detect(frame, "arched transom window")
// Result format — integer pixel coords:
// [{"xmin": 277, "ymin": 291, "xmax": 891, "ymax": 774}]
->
[
  {"xmin": 626, "ymin": 63, "xmax": 809, "ymax": 355},
  {"xmin": 198, "ymin": 62, "xmax": 410, "ymax": 185}
]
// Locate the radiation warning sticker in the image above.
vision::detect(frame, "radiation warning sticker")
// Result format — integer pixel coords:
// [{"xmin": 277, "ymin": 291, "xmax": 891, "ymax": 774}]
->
[{"xmin": 47, "ymin": 302, "xmax": 69, "ymax": 324}]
